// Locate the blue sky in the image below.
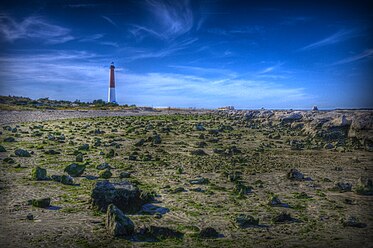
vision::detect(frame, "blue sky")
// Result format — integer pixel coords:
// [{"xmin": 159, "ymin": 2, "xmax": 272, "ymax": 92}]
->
[{"xmin": 0, "ymin": 0, "xmax": 372, "ymax": 109}]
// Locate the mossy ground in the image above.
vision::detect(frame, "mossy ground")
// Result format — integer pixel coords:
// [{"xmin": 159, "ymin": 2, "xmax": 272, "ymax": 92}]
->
[{"xmin": 0, "ymin": 113, "xmax": 372, "ymax": 247}]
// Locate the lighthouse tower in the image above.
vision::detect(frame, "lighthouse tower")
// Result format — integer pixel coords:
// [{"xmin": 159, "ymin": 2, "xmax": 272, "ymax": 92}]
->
[{"xmin": 108, "ymin": 62, "xmax": 116, "ymax": 103}]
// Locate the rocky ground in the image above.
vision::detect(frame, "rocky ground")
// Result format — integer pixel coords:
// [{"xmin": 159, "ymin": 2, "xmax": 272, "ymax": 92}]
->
[{"xmin": 0, "ymin": 109, "xmax": 372, "ymax": 247}]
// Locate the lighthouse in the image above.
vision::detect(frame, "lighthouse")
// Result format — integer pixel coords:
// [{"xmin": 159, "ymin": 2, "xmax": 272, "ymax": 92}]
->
[{"xmin": 108, "ymin": 62, "xmax": 116, "ymax": 103}]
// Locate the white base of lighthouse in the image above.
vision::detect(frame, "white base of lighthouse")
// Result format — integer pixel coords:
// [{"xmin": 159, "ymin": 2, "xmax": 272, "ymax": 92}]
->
[{"xmin": 108, "ymin": 87, "xmax": 116, "ymax": 103}]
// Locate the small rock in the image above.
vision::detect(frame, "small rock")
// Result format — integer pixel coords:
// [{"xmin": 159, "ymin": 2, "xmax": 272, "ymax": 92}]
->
[
  {"xmin": 99, "ymin": 169, "xmax": 112, "ymax": 179},
  {"xmin": 273, "ymin": 212, "xmax": 294, "ymax": 223},
  {"xmin": 31, "ymin": 198, "xmax": 51, "ymax": 208},
  {"xmin": 78, "ymin": 144, "xmax": 89, "ymax": 151},
  {"xmin": 236, "ymin": 214, "xmax": 259, "ymax": 228},
  {"xmin": 61, "ymin": 175, "xmax": 74, "ymax": 185},
  {"xmin": 31, "ymin": 167, "xmax": 48, "ymax": 180},
  {"xmin": 15, "ymin": 149, "xmax": 31, "ymax": 157},
  {"xmin": 324, "ymin": 143, "xmax": 334, "ymax": 149},
  {"xmin": 4, "ymin": 137, "xmax": 15, "ymax": 142},
  {"xmin": 0, "ymin": 145, "xmax": 6, "ymax": 152},
  {"xmin": 149, "ymin": 226, "xmax": 183, "ymax": 239},
  {"xmin": 287, "ymin": 168, "xmax": 304, "ymax": 180},
  {"xmin": 190, "ymin": 149, "xmax": 207, "ymax": 156},
  {"xmin": 26, "ymin": 213, "xmax": 34, "ymax": 220},
  {"xmin": 44, "ymin": 149, "xmax": 60, "ymax": 155},
  {"xmin": 268, "ymin": 196, "xmax": 282, "ymax": 206},
  {"xmin": 106, "ymin": 204, "xmax": 134, "ymax": 237},
  {"xmin": 96, "ymin": 162, "xmax": 110, "ymax": 170},
  {"xmin": 119, "ymin": 171, "xmax": 131, "ymax": 179},
  {"xmin": 75, "ymin": 153, "xmax": 83, "ymax": 162},
  {"xmin": 64, "ymin": 163, "xmax": 86, "ymax": 177},
  {"xmin": 335, "ymin": 182, "xmax": 352, "ymax": 192},
  {"xmin": 189, "ymin": 177, "xmax": 209, "ymax": 185},
  {"xmin": 199, "ymin": 227, "xmax": 219, "ymax": 238},
  {"xmin": 342, "ymin": 216, "xmax": 367, "ymax": 228},
  {"xmin": 170, "ymin": 187, "xmax": 185, "ymax": 194},
  {"xmin": 354, "ymin": 177, "xmax": 373, "ymax": 195}
]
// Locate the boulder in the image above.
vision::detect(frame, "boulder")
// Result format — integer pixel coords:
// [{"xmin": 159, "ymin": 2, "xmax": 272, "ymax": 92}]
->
[
  {"xmin": 106, "ymin": 204, "xmax": 134, "ymax": 237},
  {"xmin": 64, "ymin": 163, "xmax": 86, "ymax": 177},
  {"xmin": 235, "ymin": 214, "xmax": 259, "ymax": 228},
  {"xmin": 31, "ymin": 167, "xmax": 48, "ymax": 180},
  {"xmin": 15, "ymin": 149, "xmax": 31, "ymax": 157},
  {"xmin": 119, "ymin": 171, "xmax": 131, "ymax": 179},
  {"xmin": 61, "ymin": 175, "xmax": 74, "ymax": 185},
  {"xmin": 91, "ymin": 180, "xmax": 147, "ymax": 213}
]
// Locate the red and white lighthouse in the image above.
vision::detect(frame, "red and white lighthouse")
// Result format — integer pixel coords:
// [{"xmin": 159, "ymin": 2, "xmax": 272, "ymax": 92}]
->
[{"xmin": 108, "ymin": 62, "xmax": 116, "ymax": 103}]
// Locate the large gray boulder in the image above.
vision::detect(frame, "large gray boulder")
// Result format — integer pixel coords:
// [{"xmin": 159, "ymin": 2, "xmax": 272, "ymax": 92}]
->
[
  {"xmin": 91, "ymin": 180, "xmax": 147, "ymax": 213},
  {"xmin": 106, "ymin": 204, "xmax": 134, "ymax": 237}
]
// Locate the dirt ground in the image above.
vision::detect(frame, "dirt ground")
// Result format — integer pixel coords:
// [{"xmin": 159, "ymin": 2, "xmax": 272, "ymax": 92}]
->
[{"xmin": 0, "ymin": 112, "xmax": 372, "ymax": 247}]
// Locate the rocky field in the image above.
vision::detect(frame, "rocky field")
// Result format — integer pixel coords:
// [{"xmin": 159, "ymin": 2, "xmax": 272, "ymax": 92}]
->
[{"xmin": 0, "ymin": 109, "xmax": 372, "ymax": 247}]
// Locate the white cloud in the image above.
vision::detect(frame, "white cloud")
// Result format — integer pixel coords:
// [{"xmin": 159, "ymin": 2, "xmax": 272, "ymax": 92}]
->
[
  {"xmin": 0, "ymin": 15, "xmax": 74, "ymax": 44},
  {"xmin": 332, "ymin": 49, "xmax": 373, "ymax": 65}
]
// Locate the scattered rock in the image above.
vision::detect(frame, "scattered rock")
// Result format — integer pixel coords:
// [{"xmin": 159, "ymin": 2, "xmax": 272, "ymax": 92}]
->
[
  {"xmin": 272, "ymin": 212, "xmax": 294, "ymax": 223},
  {"xmin": 236, "ymin": 214, "xmax": 259, "ymax": 228},
  {"xmin": 0, "ymin": 145, "xmax": 6, "ymax": 152},
  {"xmin": 199, "ymin": 227, "xmax": 219, "ymax": 238},
  {"xmin": 149, "ymin": 226, "xmax": 183, "ymax": 239},
  {"xmin": 324, "ymin": 143, "xmax": 334, "ymax": 149},
  {"xmin": 31, "ymin": 167, "xmax": 48, "ymax": 180},
  {"xmin": 342, "ymin": 216, "xmax": 367, "ymax": 228},
  {"xmin": 170, "ymin": 187, "xmax": 185, "ymax": 194},
  {"xmin": 26, "ymin": 213, "xmax": 34, "ymax": 220},
  {"xmin": 78, "ymin": 144, "xmax": 89, "ymax": 151},
  {"xmin": 3, "ymin": 157, "xmax": 15, "ymax": 164},
  {"xmin": 190, "ymin": 149, "xmax": 207, "ymax": 156},
  {"xmin": 64, "ymin": 163, "xmax": 86, "ymax": 177},
  {"xmin": 15, "ymin": 149, "xmax": 31, "ymax": 157},
  {"xmin": 334, "ymin": 182, "xmax": 352, "ymax": 192},
  {"xmin": 31, "ymin": 197, "xmax": 51, "ymax": 208},
  {"xmin": 106, "ymin": 204, "xmax": 134, "ymax": 237},
  {"xmin": 4, "ymin": 137, "xmax": 15, "ymax": 142},
  {"xmin": 99, "ymin": 168, "xmax": 112, "ymax": 179},
  {"xmin": 45, "ymin": 149, "xmax": 60, "ymax": 155},
  {"xmin": 287, "ymin": 169, "xmax": 304, "ymax": 180},
  {"xmin": 189, "ymin": 177, "xmax": 209, "ymax": 185},
  {"xmin": 91, "ymin": 180, "xmax": 147, "ymax": 213},
  {"xmin": 119, "ymin": 171, "xmax": 131, "ymax": 179},
  {"xmin": 354, "ymin": 177, "xmax": 373, "ymax": 195},
  {"xmin": 75, "ymin": 153, "xmax": 83, "ymax": 162},
  {"xmin": 96, "ymin": 162, "xmax": 110, "ymax": 170}
]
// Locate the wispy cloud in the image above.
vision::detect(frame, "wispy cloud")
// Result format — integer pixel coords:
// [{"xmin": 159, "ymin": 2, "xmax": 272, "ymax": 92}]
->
[
  {"xmin": 332, "ymin": 49, "xmax": 373, "ymax": 65},
  {"xmin": 0, "ymin": 15, "xmax": 74, "ymax": 44},
  {"xmin": 168, "ymin": 65, "xmax": 236, "ymax": 77},
  {"xmin": 130, "ymin": 0, "xmax": 193, "ymax": 40},
  {"xmin": 208, "ymin": 26, "xmax": 264, "ymax": 36},
  {"xmin": 125, "ymin": 38, "xmax": 198, "ymax": 61},
  {"xmin": 257, "ymin": 63, "xmax": 284, "ymax": 74},
  {"xmin": 101, "ymin": 15, "xmax": 118, "ymax": 28},
  {"xmin": 299, "ymin": 29, "xmax": 360, "ymax": 51}
]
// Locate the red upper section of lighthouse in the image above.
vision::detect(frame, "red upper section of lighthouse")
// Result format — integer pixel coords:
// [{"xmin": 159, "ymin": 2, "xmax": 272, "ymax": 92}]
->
[{"xmin": 109, "ymin": 62, "xmax": 115, "ymax": 88}]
